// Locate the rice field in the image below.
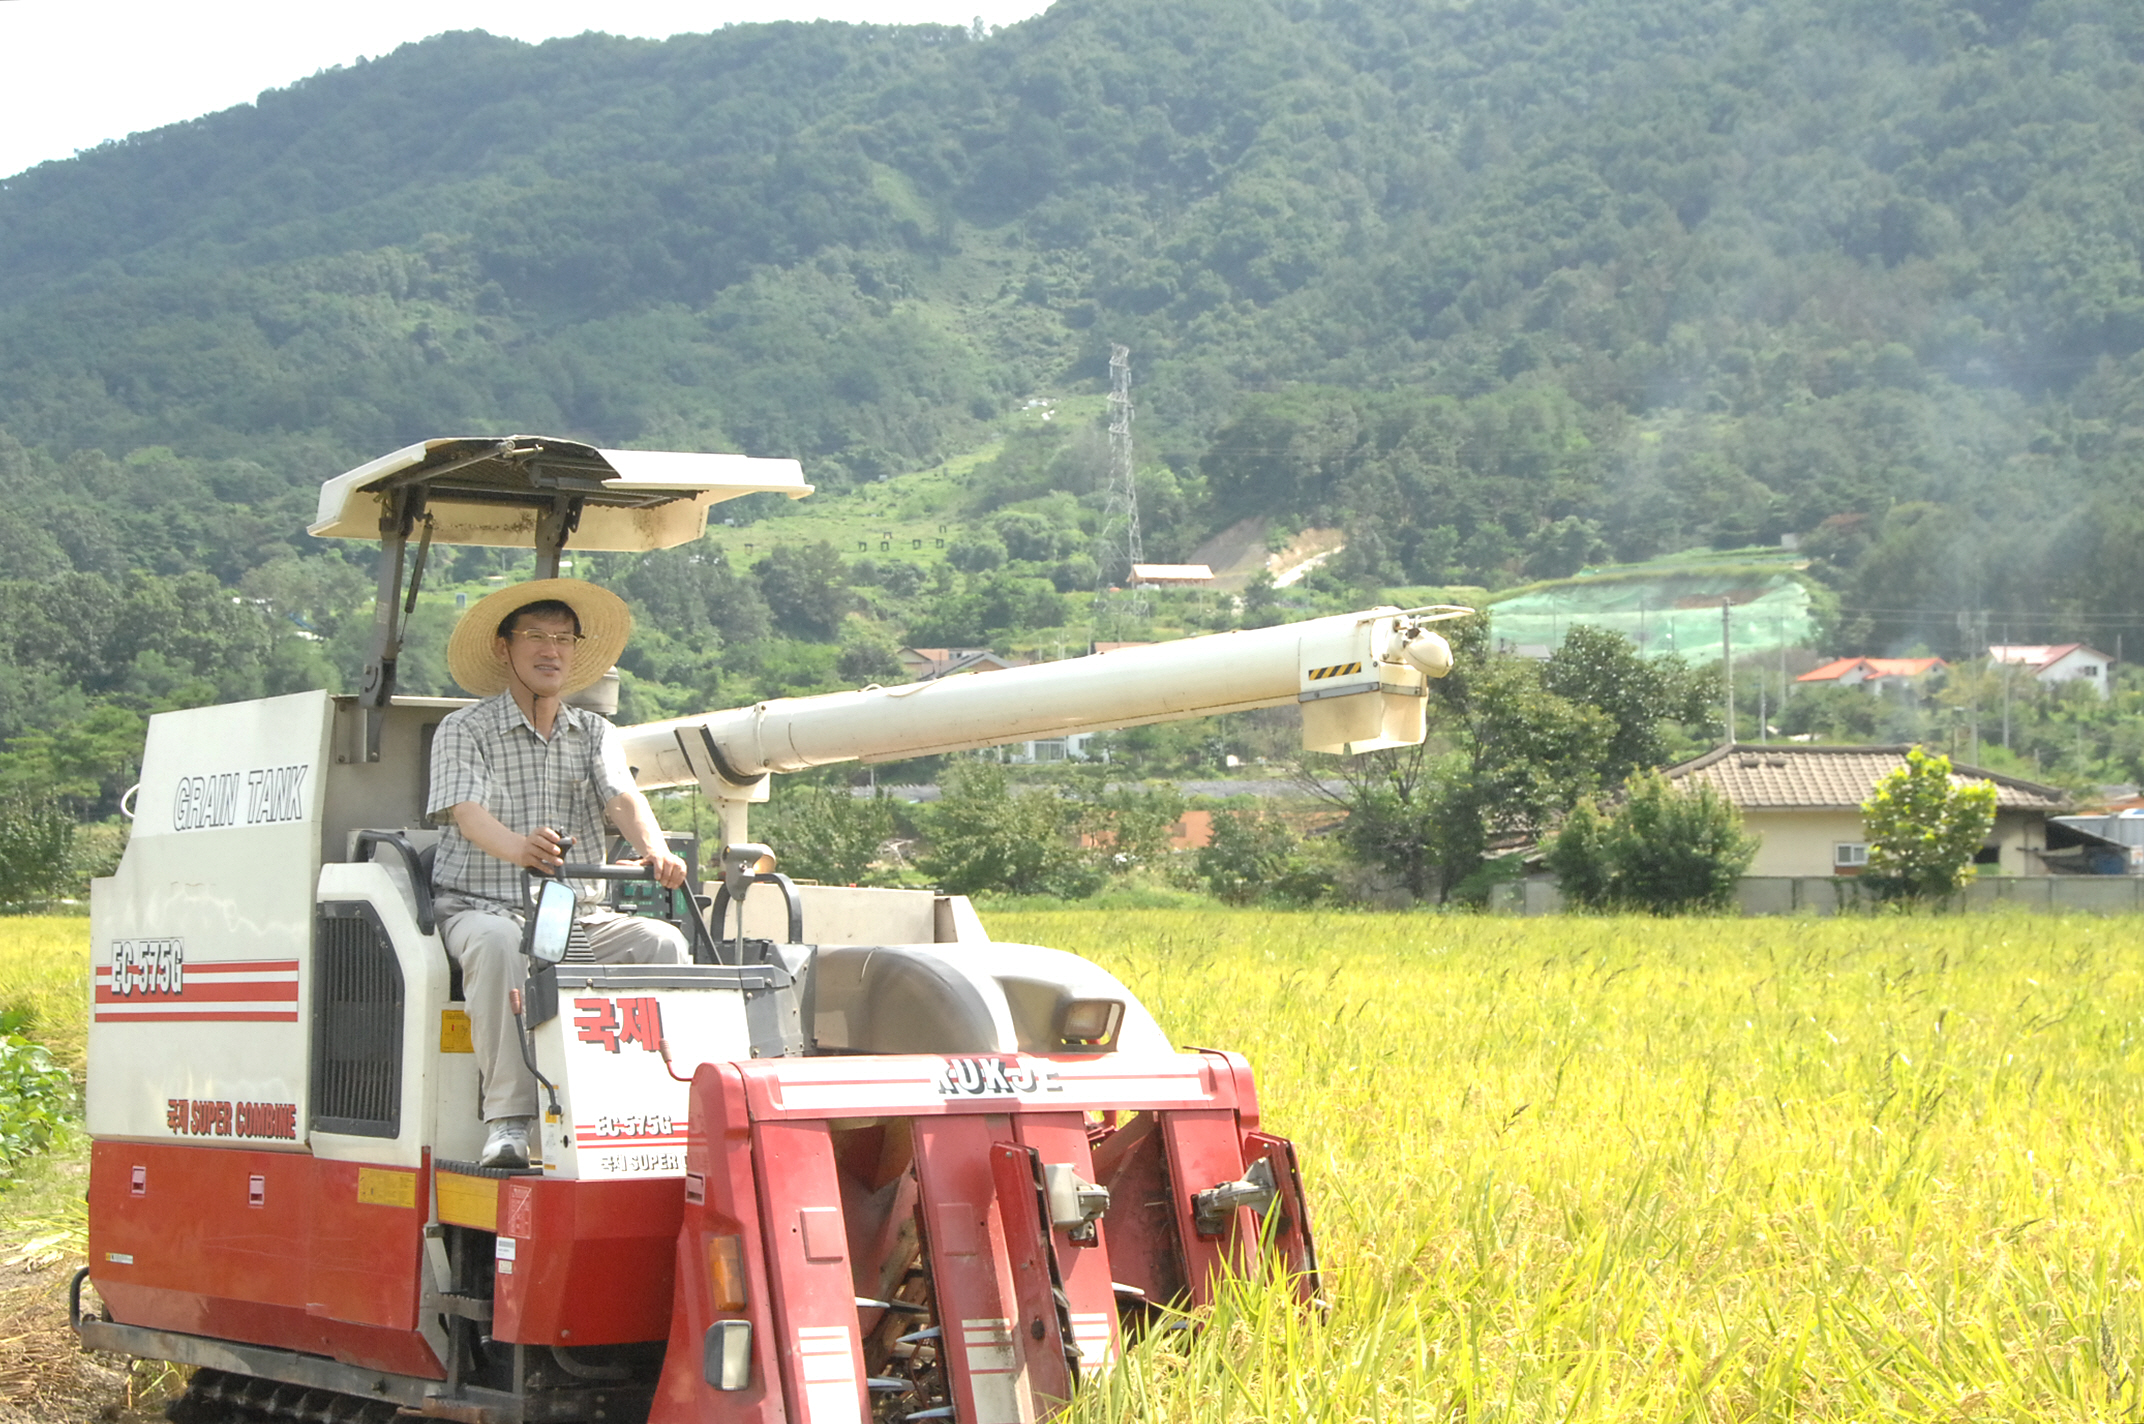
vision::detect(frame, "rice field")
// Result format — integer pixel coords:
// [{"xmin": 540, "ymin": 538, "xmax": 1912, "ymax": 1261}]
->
[
  {"xmin": 0, "ymin": 917, "xmax": 88, "ymax": 1074},
  {"xmin": 988, "ymin": 909, "xmax": 2144, "ymax": 1423},
  {"xmin": 6, "ymin": 910, "xmax": 2143, "ymax": 1420}
]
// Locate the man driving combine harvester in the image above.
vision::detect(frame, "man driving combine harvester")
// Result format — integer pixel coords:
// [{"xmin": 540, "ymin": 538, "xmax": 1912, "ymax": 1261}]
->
[
  {"xmin": 431, "ymin": 579, "xmax": 691, "ymax": 1169},
  {"xmin": 76, "ymin": 435, "xmax": 1466, "ymax": 1424}
]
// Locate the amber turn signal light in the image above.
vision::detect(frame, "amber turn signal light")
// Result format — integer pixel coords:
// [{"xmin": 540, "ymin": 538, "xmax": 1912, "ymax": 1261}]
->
[{"xmin": 708, "ymin": 1234, "xmax": 747, "ymax": 1311}]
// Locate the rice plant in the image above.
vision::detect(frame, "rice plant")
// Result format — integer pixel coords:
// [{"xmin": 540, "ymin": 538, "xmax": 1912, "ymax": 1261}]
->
[
  {"xmin": 10, "ymin": 907, "xmax": 2143, "ymax": 1419},
  {"xmin": 0, "ymin": 917, "xmax": 87, "ymax": 1074},
  {"xmin": 990, "ymin": 909, "xmax": 2144, "ymax": 1423}
]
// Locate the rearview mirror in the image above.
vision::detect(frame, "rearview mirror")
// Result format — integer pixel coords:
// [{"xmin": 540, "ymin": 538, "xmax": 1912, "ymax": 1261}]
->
[{"xmin": 524, "ymin": 878, "xmax": 577, "ymax": 964}]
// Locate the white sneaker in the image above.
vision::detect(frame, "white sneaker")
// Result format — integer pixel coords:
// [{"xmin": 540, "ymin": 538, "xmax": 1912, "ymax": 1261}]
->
[{"xmin": 480, "ymin": 1116, "xmax": 536, "ymax": 1169}]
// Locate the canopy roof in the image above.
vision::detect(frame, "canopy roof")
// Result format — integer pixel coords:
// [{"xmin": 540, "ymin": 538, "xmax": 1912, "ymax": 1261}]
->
[{"xmin": 310, "ymin": 436, "xmax": 811, "ymax": 551}]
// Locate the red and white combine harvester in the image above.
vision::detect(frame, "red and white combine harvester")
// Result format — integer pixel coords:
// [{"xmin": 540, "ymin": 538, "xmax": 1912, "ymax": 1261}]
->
[{"xmin": 73, "ymin": 438, "xmax": 1461, "ymax": 1423}]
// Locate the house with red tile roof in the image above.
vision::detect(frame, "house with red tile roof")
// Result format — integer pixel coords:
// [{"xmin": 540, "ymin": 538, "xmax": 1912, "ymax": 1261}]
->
[
  {"xmin": 1663, "ymin": 743, "xmax": 2069, "ymax": 877},
  {"xmin": 1987, "ymin": 643, "xmax": 2112, "ymax": 699},
  {"xmin": 1795, "ymin": 656, "xmax": 1946, "ymax": 691}
]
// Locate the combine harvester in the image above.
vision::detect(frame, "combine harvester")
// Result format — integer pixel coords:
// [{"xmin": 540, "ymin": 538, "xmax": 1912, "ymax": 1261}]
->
[{"xmin": 72, "ymin": 437, "xmax": 1463, "ymax": 1423}]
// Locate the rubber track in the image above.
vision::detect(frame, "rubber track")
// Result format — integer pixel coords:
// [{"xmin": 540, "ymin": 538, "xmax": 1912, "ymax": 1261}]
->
[{"xmin": 166, "ymin": 1368, "xmax": 403, "ymax": 1424}]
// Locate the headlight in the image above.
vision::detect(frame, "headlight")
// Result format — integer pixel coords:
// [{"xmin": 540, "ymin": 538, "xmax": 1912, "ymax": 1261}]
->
[{"xmin": 1057, "ymin": 998, "xmax": 1123, "ymax": 1048}]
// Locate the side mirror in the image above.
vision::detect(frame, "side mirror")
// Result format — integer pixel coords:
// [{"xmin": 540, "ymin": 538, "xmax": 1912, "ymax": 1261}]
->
[{"xmin": 524, "ymin": 878, "xmax": 578, "ymax": 965}]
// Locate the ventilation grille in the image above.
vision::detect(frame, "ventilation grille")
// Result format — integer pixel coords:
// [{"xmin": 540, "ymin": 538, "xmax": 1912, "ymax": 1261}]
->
[{"xmin": 311, "ymin": 903, "xmax": 404, "ymax": 1138}]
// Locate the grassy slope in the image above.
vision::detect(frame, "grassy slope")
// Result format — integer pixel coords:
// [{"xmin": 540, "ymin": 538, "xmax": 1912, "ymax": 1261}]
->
[{"xmin": 9, "ymin": 911, "xmax": 2144, "ymax": 1419}]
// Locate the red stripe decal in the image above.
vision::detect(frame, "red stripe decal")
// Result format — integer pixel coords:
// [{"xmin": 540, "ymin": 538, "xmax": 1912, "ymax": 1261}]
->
[
  {"xmin": 95, "ymin": 959, "xmax": 299, "ymax": 978},
  {"xmin": 95, "ymin": 982, "xmax": 298, "ymax": 1005},
  {"xmin": 93, "ymin": 1010, "xmax": 300, "ymax": 1023},
  {"xmin": 574, "ymin": 1135, "xmax": 691, "ymax": 1147}
]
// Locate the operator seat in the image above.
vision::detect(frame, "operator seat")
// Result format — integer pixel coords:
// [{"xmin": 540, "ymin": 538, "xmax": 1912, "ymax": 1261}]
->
[{"xmin": 416, "ymin": 842, "xmax": 463, "ymax": 1002}]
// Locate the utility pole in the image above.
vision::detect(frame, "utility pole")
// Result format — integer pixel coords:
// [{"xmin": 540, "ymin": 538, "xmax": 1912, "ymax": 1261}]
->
[
  {"xmin": 1969, "ymin": 609, "xmax": 1985, "ymax": 762},
  {"xmin": 1722, "ymin": 597, "xmax": 1735, "ymax": 746},
  {"xmin": 1778, "ymin": 612, "xmax": 1788, "ymax": 712},
  {"xmin": 2001, "ymin": 626, "xmax": 2012, "ymax": 750}
]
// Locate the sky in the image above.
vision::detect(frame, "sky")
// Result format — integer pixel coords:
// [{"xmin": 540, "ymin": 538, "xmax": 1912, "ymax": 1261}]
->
[{"xmin": 0, "ymin": 0, "xmax": 1050, "ymax": 181}]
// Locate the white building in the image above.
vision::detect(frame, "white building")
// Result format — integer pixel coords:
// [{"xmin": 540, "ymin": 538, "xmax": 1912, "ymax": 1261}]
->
[
  {"xmin": 999, "ymin": 732, "xmax": 1099, "ymax": 765},
  {"xmin": 1128, "ymin": 563, "xmax": 1215, "ymax": 588},
  {"xmin": 1987, "ymin": 643, "xmax": 2113, "ymax": 699}
]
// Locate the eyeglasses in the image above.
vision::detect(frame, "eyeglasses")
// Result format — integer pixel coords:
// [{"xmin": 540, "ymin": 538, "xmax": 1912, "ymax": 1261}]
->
[{"xmin": 512, "ymin": 629, "xmax": 585, "ymax": 648}]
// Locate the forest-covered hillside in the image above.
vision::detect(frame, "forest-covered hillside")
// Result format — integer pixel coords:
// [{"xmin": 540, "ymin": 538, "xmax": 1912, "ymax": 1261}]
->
[{"xmin": 3, "ymin": 0, "xmax": 2143, "ymax": 750}]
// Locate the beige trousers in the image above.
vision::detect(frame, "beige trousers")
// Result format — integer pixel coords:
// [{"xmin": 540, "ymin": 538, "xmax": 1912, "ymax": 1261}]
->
[{"xmin": 439, "ymin": 904, "xmax": 686, "ymax": 1121}]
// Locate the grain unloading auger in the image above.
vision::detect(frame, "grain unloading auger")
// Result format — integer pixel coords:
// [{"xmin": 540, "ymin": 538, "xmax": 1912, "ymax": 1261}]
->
[{"xmin": 73, "ymin": 437, "xmax": 1462, "ymax": 1424}]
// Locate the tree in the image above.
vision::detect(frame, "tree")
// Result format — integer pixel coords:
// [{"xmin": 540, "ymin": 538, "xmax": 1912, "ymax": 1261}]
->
[
  {"xmin": 1544, "ymin": 795, "xmax": 1614, "ymax": 909},
  {"xmin": 1083, "ymin": 781, "xmax": 1186, "ymax": 876},
  {"xmin": 916, "ymin": 759, "xmax": 1100, "ymax": 898},
  {"xmin": 1195, "ymin": 801, "xmax": 1332, "ymax": 906},
  {"xmin": 1860, "ymin": 746, "xmax": 1997, "ymax": 904},
  {"xmin": 1314, "ymin": 622, "xmax": 1735, "ymax": 904},
  {"xmin": 0, "ymin": 706, "xmax": 147, "ymax": 818},
  {"xmin": 756, "ymin": 780, "xmax": 897, "ymax": 886},
  {"xmin": 1318, "ymin": 619, "xmax": 1611, "ymax": 902},
  {"xmin": 835, "ymin": 622, "xmax": 904, "ymax": 684},
  {"xmin": 1547, "ymin": 772, "xmax": 1755, "ymax": 915},
  {"xmin": 945, "ymin": 530, "xmax": 1008, "ymax": 574},
  {"xmin": 0, "ymin": 798, "xmax": 75, "ymax": 909},
  {"xmin": 1540, "ymin": 626, "xmax": 1714, "ymax": 784},
  {"xmin": 753, "ymin": 543, "xmax": 851, "ymax": 640}
]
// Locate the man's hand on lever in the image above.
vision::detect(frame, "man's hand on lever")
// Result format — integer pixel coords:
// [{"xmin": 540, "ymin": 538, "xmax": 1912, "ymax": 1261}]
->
[
  {"xmin": 520, "ymin": 827, "xmax": 569, "ymax": 875},
  {"xmin": 604, "ymin": 788, "xmax": 688, "ymax": 890},
  {"xmin": 450, "ymin": 802, "xmax": 578, "ymax": 877},
  {"xmin": 639, "ymin": 846, "xmax": 688, "ymax": 890}
]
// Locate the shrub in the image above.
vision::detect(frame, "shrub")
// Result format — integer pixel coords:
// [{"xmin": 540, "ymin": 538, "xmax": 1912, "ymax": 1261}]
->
[
  {"xmin": 1547, "ymin": 771, "xmax": 1756, "ymax": 915},
  {"xmin": 0, "ymin": 1020, "xmax": 72, "ymax": 1174},
  {"xmin": 0, "ymin": 799, "xmax": 75, "ymax": 910}
]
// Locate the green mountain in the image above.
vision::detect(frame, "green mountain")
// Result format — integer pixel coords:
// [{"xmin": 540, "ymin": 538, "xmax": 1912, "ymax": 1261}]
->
[{"xmin": 4, "ymin": 0, "xmax": 2144, "ymax": 730}]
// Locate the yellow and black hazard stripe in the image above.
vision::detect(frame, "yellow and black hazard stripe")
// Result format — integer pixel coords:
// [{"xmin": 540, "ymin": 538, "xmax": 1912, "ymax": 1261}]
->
[{"xmin": 1304, "ymin": 661, "xmax": 1364, "ymax": 681}]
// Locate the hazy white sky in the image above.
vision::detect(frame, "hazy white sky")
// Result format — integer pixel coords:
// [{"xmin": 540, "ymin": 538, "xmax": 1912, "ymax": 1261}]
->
[{"xmin": 0, "ymin": 0, "xmax": 1050, "ymax": 181}]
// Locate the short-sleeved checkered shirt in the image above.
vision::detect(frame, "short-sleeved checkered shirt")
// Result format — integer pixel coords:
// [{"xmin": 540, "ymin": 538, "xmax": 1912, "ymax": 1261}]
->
[{"xmin": 426, "ymin": 692, "xmax": 637, "ymax": 913}]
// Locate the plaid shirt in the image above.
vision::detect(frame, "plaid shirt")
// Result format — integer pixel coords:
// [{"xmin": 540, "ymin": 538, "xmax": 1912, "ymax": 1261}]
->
[{"xmin": 426, "ymin": 693, "xmax": 637, "ymax": 913}]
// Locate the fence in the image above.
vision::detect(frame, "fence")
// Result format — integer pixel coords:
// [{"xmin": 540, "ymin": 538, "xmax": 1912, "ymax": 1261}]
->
[{"xmin": 1494, "ymin": 875, "xmax": 2144, "ymax": 916}]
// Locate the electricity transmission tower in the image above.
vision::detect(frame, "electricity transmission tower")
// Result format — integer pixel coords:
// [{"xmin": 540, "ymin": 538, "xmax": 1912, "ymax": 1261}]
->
[{"xmin": 1098, "ymin": 343, "xmax": 1142, "ymax": 587}]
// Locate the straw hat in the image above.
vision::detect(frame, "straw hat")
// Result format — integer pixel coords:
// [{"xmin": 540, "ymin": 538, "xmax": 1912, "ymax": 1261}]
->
[{"xmin": 446, "ymin": 578, "xmax": 632, "ymax": 698}]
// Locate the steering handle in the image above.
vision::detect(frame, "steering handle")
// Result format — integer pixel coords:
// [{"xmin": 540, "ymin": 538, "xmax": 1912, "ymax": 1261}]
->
[{"xmin": 552, "ymin": 862, "xmax": 658, "ymax": 881}]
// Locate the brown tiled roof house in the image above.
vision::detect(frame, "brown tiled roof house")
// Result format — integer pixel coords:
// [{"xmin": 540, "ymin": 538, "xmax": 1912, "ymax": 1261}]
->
[{"xmin": 1663, "ymin": 743, "xmax": 2069, "ymax": 877}]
